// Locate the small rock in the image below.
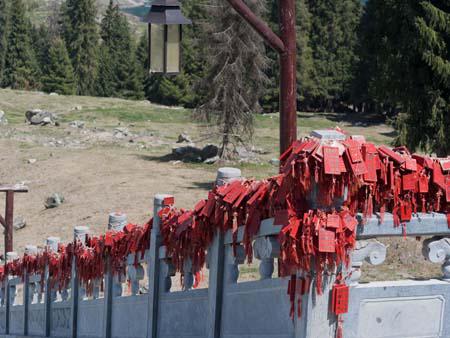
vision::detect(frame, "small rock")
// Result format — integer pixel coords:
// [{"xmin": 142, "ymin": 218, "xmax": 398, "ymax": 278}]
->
[
  {"xmin": 27, "ymin": 159, "xmax": 37, "ymax": 164},
  {"xmin": 13, "ymin": 217, "xmax": 26, "ymax": 231},
  {"xmin": 69, "ymin": 120, "xmax": 85, "ymax": 129},
  {"xmin": 177, "ymin": 133, "xmax": 192, "ymax": 143},
  {"xmin": 113, "ymin": 127, "xmax": 129, "ymax": 139},
  {"xmin": 203, "ymin": 155, "xmax": 219, "ymax": 164},
  {"xmin": 49, "ymin": 92, "xmax": 59, "ymax": 96},
  {"xmin": 45, "ymin": 193, "xmax": 65, "ymax": 209},
  {"xmin": 0, "ymin": 111, "xmax": 8, "ymax": 125},
  {"xmin": 269, "ymin": 158, "xmax": 280, "ymax": 166},
  {"xmin": 73, "ymin": 106, "xmax": 82, "ymax": 111}
]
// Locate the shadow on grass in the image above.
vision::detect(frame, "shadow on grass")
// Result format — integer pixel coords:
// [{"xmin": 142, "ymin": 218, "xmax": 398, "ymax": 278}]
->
[
  {"xmin": 136, "ymin": 154, "xmax": 176, "ymax": 163},
  {"xmin": 298, "ymin": 111, "xmax": 387, "ymax": 127},
  {"xmin": 187, "ymin": 181, "xmax": 214, "ymax": 191}
]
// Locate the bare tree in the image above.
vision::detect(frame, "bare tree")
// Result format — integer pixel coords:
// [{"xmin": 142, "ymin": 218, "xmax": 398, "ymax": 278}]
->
[{"xmin": 196, "ymin": 0, "xmax": 269, "ymax": 159}]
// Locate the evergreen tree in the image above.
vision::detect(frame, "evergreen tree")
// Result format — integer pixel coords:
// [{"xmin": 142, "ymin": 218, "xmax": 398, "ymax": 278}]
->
[
  {"xmin": 98, "ymin": 1, "xmax": 143, "ymax": 99},
  {"xmin": 307, "ymin": 0, "xmax": 362, "ymax": 110},
  {"xmin": 198, "ymin": 0, "xmax": 269, "ymax": 158},
  {"xmin": 3, "ymin": 0, "xmax": 38, "ymax": 89},
  {"xmin": 41, "ymin": 38, "xmax": 76, "ymax": 95},
  {"xmin": 30, "ymin": 25, "xmax": 52, "ymax": 86},
  {"xmin": 0, "ymin": 0, "xmax": 10, "ymax": 86},
  {"xmin": 357, "ymin": 0, "xmax": 449, "ymax": 155},
  {"xmin": 62, "ymin": 0, "xmax": 99, "ymax": 95}
]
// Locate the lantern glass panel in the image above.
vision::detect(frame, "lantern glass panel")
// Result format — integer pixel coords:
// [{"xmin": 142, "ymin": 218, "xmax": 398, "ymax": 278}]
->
[
  {"xmin": 150, "ymin": 24, "xmax": 165, "ymax": 73},
  {"xmin": 166, "ymin": 25, "xmax": 181, "ymax": 73}
]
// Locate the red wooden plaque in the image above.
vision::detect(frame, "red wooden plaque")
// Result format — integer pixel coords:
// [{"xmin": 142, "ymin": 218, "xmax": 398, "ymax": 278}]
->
[
  {"xmin": 326, "ymin": 214, "xmax": 340, "ymax": 229},
  {"xmin": 364, "ymin": 153, "xmax": 377, "ymax": 182},
  {"xmin": 351, "ymin": 161, "xmax": 368, "ymax": 176},
  {"xmin": 163, "ymin": 196, "xmax": 175, "ymax": 206},
  {"xmin": 440, "ymin": 159, "xmax": 450, "ymax": 172},
  {"xmin": 418, "ymin": 175, "xmax": 429, "ymax": 193},
  {"xmin": 404, "ymin": 157, "xmax": 417, "ymax": 171},
  {"xmin": 318, "ymin": 228, "xmax": 336, "ymax": 253},
  {"xmin": 402, "ymin": 173, "xmax": 418, "ymax": 191},
  {"xmin": 323, "ymin": 146, "xmax": 341, "ymax": 175},
  {"xmin": 446, "ymin": 178, "xmax": 450, "ymax": 202},
  {"xmin": 343, "ymin": 214, "xmax": 357, "ymax": 232},
  {"xmin": 348, "ymin": 146, "xmax": 363, "ymax": 163}
]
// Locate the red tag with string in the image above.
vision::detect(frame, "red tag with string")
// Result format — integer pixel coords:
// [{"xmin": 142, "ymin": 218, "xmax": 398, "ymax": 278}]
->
[
  {"xmin": 318, "ymin": 228, "xmax": 336, "ymax": 253},
  {"xmin": 323, "ymin": 146, "xmax": 341, "ymax": 175},
  {"xmin": 331, "ymin": 284, "xmax": 349, "ymax": 315},
  {"xmin": 400, "ymin": 202, "xmax": 412, "ymax": 222}
]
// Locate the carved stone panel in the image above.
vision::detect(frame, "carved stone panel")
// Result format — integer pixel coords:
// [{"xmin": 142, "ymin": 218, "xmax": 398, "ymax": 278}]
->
[{"xmin": 357, "ymin": 296, "xmax": 444, "ymax": 338}]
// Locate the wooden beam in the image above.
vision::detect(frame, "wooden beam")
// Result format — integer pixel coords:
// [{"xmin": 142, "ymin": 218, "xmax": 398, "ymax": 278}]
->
[
  {"xmin": 0, "ymin": 184, "xmax": 29, "ymax": 193},
  {"xmin": 225, "ymin": 0, "xmax": 286, "ymax": 54}
]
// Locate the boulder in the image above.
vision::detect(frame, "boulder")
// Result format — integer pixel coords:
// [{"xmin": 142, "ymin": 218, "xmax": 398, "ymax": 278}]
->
[
  {"xmin": 45, "ymin": 193, "xmax": 65, "ymax": 209},
  {"xmin": 0, "ymin": 111, "xmax": 8, "ymax": 125},
  {"xmin": 26, "ymin": 109, "xmax": 58, "ymax": 126}
]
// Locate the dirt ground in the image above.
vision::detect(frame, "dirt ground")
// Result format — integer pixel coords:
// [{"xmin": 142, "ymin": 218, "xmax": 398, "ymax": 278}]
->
[{"xmin": 0, "ymin": 89, "xmax": 441, "ymax": 281}]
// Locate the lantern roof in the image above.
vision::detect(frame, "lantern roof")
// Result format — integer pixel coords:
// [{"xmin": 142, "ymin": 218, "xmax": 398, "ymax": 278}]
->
[{"xmin": 142, "ymin": 0, "xmax": 192, "ymax": 25}]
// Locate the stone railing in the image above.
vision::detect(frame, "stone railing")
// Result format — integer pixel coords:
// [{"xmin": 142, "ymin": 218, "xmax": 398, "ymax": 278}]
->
[{"xmin": 1, "ymin": 167, "xmax": 450, "ymax": 338}]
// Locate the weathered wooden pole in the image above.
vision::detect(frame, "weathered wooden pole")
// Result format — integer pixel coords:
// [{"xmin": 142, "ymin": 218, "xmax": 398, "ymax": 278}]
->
[
  {"xmin": 278, "ymin": 0, "xmax": 297, "ymax": 153},
  {"xmin": 226, "ymin": 0, "xmax": 297, "ymax": 154},
  {"xmin": 0, "ymin": 184, "xmax": 29, "ymax": 257}
]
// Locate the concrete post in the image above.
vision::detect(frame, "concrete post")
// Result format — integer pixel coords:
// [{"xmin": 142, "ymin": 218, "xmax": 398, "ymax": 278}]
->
[
  {"xmin": 207, "ymin": 167, "xmax": 242, "ymax": 338},
  {"xmin": 147, "ymin": 194, "xmax": 173, "ymax": 338},
  {"xmin": 5, "ymin": 251, "xmax": 18, "ymax": 335},
  {"xmin": 23, "ymin": 245, "xmax": 38, "ymax": 336},
  {"xmin": 71, "ymin": 226, "xmax": 89, "ymax": 338},
  {"xmin": 44, "ymin": 236, "xmax": 60, "ymax": 337},
  {"xmin": 103, "ymin": 212, "xmax": 127, "ymax": 338}
]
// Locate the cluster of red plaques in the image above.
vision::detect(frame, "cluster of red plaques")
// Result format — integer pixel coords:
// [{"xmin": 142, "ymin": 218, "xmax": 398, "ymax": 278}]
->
[
  {"xmin": 0, "ymin": 221, "xmax": 152, "ymax": 295},
  {"xmin": 0, "ymin": 132, "xmax": 448, "ymax": 336}
]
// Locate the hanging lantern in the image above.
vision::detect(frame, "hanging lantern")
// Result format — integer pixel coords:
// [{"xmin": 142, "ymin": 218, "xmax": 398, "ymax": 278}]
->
[{"xmin": 142, "ymin": 0, "xmax": 191, "ymax": 74}]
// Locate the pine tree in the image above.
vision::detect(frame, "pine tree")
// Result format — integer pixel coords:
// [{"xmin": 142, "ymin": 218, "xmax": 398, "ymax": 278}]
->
[
  {"xmin": 307, "ymin": 0, "xmax": 362, "ymax": 110},
  {"xmin": 3, "ymin": 0, "xmax": 38, "ymax": 89},
  {"xmin": 197, "ymin": 0, "xmax": 269, "ymax": 158},
  {"xmin": 41, "ymin": 38, "xmax": 76, "ymax": 95},
  {"xmin": 62, "ymin": 0, "xmax": 99, "ymax": 95},
  {"xmin": 98, "ymin": 1, "xmax": 143, "ymax": 99},
  {"xmin": 0, "ymin": 0, "xmax": 10, "ymax": 86},
  {"xmin": 357, "ymin": 0, "xmax": 449, "ymax": 155}
]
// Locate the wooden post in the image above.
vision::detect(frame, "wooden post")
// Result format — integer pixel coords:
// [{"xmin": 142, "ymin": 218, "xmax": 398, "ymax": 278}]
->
[
  {"xmin": 279, "ymin": 0, "xmax": 297, "ymax": 154},
  {"xmin": 147, "ymin": 194, "xmax": 173, "ymax": 338},
  {"xmin": 0, "ymin": 185, "xmax": 29, "ymax": 257}
]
